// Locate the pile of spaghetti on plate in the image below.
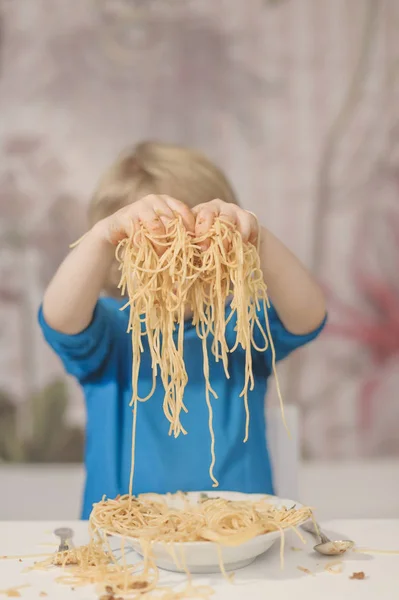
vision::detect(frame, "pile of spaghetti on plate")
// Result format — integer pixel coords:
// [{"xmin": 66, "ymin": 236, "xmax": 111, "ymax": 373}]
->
[{"xmin": 33, "ymin": 491, "xmax": 311, "ymax": 598}]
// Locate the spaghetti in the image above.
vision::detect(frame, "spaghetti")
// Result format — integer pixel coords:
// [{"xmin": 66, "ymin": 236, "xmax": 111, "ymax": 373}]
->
[
  {"xmin": 90, "ymin": 494, "xmax": 311, "ymax": 546},
  {"xmin": 116, "ymin": 216, "xmax": 286, "ymax": 488}
]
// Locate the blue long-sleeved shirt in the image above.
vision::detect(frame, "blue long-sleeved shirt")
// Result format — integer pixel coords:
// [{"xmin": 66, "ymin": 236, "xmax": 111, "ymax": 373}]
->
[{"xmin": 38, "ymin": 299, "xmax": 325, "ymax": 518}]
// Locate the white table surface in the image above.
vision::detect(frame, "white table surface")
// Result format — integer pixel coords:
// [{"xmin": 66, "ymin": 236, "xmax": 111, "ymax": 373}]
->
[{"xmin": 0, "ymin": 520, "xmax": 398, "ymax": 599}]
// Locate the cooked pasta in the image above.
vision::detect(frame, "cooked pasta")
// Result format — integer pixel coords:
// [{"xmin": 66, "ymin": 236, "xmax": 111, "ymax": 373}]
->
[{"xmin": 117, "ymin": 216, "xmax": 286, "ymax": 489}]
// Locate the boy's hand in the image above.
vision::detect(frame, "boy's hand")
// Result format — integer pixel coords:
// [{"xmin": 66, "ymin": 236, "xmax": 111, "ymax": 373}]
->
[
  {"xmin": 94, "ymin": 194, "xmax": 195, "ymax": 252},
  {"xmin": 192, "ymin": 199, "xmax": 259, "ymax": 248}
]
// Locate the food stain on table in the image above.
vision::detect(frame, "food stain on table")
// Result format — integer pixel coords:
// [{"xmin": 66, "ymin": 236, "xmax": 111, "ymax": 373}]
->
[
  {"xmin": 0, "ymin": 585, "xmax": 30, "ymax": 598},
  {"xmin": 325, "ymin": 560, "xmax": 343, "ymax": 574},
  {"xmin": 297, "ymin": 566, "xmax": 314, "ymax": 576}
]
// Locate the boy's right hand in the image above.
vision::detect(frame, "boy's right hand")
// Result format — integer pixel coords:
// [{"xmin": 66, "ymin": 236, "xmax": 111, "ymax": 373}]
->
[
  {"xmin": 93, "ymin": 195, "xmax": 195, "ymax": 253},
  {"xmin": 42, "ymin": 195, "xmax": 195, "ymax": 334}
]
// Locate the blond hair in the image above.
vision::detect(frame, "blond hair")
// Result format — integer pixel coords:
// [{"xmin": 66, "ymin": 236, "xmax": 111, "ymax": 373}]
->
[{"xmin": 89, "ymin": 141, "xmax": 238, "ymax": 226}]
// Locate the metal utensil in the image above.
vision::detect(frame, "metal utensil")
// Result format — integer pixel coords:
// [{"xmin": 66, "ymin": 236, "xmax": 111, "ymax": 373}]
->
[
  {"xmin": 54, "ymin": 527, "xmax": 74, "ymax": 553},
  {"xmin": 302, "ymin": 521, "xmax": 354, "ymax": 556}
]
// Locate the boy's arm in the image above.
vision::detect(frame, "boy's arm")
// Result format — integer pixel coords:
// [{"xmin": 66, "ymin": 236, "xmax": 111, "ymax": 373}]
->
[
  {"xmin": 192, "ymin": 199, "xmax": 326, "ymax": 337},
  {"xmin": 259, "ymin": 226, "xmax": 326, "ymax": 335},
  {"xmin": 42, "ymin": 225, "xmax": 115, "ymax": 334},
  {"xmin": 42, "ymin": 194, "xmax": 195, "ymax": 335}
]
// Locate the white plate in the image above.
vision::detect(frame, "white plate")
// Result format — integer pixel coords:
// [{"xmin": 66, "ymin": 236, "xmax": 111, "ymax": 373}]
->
[{"xmin": 99, "ymin": 491, "xmax": 305, "ymax": 574}]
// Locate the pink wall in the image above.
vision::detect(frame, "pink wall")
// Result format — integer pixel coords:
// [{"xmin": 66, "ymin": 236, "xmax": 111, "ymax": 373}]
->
[{"xmin": 0, "ymin": 0, "xmax": 398, "ymax": 461}]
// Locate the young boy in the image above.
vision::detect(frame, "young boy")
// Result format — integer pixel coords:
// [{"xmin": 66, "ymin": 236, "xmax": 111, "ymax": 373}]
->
[{"xmin": 39, "ymin": 141, "xmax": 326, "ymax": 519}]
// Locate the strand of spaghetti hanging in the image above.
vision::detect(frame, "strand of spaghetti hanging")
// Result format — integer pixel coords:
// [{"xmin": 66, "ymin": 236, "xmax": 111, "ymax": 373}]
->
[
  {"xmin": 193, "ymin": 217, "xmax": 289, "ymax": 444},
  {"xmin": 117, "ymin": 217, "xmax": 200, "ymax": 437}
]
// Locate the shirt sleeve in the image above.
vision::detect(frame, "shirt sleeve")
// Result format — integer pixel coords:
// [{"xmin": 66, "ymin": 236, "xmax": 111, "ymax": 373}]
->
[
  {"xmin": 253, "ymin": 302, "xmax": 327, "ymax": 368},
  {"xmin": 38, "ymin": 298, "xmax": 124, "ymax": 382}
]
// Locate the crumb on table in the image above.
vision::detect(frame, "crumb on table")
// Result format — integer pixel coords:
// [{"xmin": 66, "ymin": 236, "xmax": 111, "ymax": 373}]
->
[{"xmin": 350, "ymin": 571, "xmax": 366, "ymax": 580}]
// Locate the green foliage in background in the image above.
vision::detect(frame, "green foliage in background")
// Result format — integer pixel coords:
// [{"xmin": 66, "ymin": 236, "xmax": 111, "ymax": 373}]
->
[
  {"xmin": 0, "ymin": 380, "xmax": 84, "ymax": 463},
  {"xmin": 0, "ymin": 390, "xmax": 24, "ymax": 462}
]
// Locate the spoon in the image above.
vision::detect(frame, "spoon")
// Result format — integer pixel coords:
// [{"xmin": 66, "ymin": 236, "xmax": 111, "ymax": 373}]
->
[
  {"xmin": 302, "ymin": 521, "xmax": 354, "ymax": 556},
  {"xmin": 54, "ymin": 527, "xmax": 74, "ymax": 552}
]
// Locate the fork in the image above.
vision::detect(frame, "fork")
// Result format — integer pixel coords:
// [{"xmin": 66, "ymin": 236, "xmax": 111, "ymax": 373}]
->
[{"xmin": 54, "ymin": 527, "xmax": 74, "ymax": 552}]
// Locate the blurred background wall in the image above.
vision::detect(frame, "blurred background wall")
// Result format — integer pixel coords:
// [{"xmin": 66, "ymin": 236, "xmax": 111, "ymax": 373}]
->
[{"xmin": 0, "ymin": 0, "xmax": 398, "ymax": 481}]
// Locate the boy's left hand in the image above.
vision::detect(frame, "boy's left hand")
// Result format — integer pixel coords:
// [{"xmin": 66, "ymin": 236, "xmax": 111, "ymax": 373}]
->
[{"xmin": 192, "ymin": 199, "xmax": 259, "ymax": 247}]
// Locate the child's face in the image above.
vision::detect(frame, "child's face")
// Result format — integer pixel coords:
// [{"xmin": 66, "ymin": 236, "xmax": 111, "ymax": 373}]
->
[{"xmin": 184, "ymin": 306, "xmax": 194, "ymax": 321}]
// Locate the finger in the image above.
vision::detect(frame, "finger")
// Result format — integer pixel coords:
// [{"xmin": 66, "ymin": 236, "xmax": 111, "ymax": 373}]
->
[
  {"xmin": 218, "ymin": 203, "xmax": 237, "ymax": 229},
  {"xmin": 105, "ymin": 206, "xmax": 138, "ymax": 246},
  {"xmin": 148, "ymin": 196, "xmax": 176, "ymax": 227},
  {"xmin": 214, "ymin": 204, "xmax": 238, "ymax": 252},
  {"xmin": 139, "ymin": 208, "xmax": 167, "ymax": 255},
  {"xmin": 192, "ymin": 198, "xmax": 224, "ymax": 217},
  {"xmin": 125, "ymin": 201, "xmax": 166, "ymax": 254},
  {"xmin": 193, "ymin": 204, "xmax": 219, "ymax": 248},
  {"xmin": 235, "ymin": 210, "xmax": 253, "ymax": 244},
  {"xmin": 247, "ymin": 212, "xmax": 259, "ymax": 247},
  {"xmin": 193, "ymin": 199, "xmax": 223, "ymax": 234},
  {"xmin": 161, "ymin": 195, "xmax": 195, "ymax": 234}
]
